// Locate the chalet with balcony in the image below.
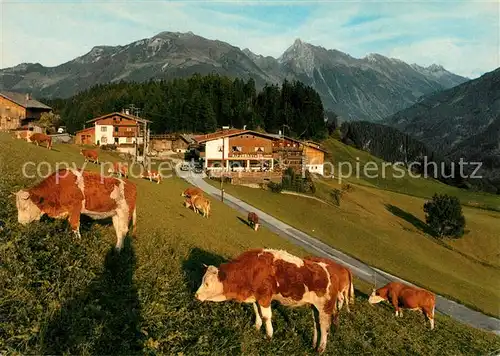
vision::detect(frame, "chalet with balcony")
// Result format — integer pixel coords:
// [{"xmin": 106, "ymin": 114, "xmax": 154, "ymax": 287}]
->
[
  {"xmin": 0, "ymin": 91, "xmax": 52, "ymax": 131},
  {"xmin": 74, "ymin": 111, "xmax": 151, "ymax": 147},
  {"xmin": 193, "ymin": 129, "xmax": 276, "ymax": 172}
]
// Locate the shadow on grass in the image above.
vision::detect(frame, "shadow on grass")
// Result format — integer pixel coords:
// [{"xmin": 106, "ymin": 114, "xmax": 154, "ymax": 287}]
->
[
  {"xmin": 237, "ymin": 216, "xmax": 252, "ymax": 228},
  {"xmin": 41, "ymin": 237, "xmax": 144, "ymax": 355},
  {"xmin": 181, "ymin": 247, "xmax": 227, "ymax": 294},
  {"xmin": 385, "ymin": 204, "xmax": 436, "ymax": 237}
]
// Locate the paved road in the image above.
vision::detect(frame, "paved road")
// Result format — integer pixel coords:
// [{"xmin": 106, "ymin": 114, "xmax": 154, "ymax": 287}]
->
[{"xmin": 176, "ymin": 166, "xmax": 500, "ymax": 335}]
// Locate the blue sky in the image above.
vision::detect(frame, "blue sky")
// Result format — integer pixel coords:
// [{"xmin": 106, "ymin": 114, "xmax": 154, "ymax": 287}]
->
[{"xmin": 1, "ymin": 0, "xmax": 499, "ymax": 78}]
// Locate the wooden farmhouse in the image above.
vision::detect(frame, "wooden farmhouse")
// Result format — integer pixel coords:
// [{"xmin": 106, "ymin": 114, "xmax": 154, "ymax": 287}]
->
[
  {"xmin": 0, "ymin": 91, "xmax": 52, "ymax": 131},
  {"xmin": 75, "ymin": 111, "xmax": 151, "ymax": 148},
  {"xmin": 191, "ymin": 128, "xmax": 327, "ymax": 184}
]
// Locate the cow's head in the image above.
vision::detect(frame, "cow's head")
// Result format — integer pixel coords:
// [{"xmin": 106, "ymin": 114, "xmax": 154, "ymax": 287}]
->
[
  {"xmin": 14, "ymin": 190, "xmax": 43, "ymax": 225},
  {"xmin": 368, "ymin": 288, "xmax": 386, "ymax": 304},
  {"xmin": 194, "ymin": 264, "xmax": 227, "ymax": 302}
]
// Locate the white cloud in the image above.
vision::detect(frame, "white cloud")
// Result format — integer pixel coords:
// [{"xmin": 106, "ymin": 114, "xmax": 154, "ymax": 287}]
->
[{"xmin": 1, "ymin": 0, "xmax": 498, "ymax": 78}]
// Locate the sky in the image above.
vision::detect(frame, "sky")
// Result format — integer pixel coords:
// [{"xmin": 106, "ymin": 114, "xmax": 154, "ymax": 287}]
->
[{"xmin": 1, "ymin": 0, "xmax": 499, "ymax": 78}]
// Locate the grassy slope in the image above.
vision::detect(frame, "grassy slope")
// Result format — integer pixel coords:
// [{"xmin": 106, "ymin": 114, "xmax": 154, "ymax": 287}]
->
[
  {"xmin": 206, "ymin": 139, "xmax": 500, "ymax": 317},
  {"xmin": 1, "ymin": 133, "xmax": 499, "ymax": 355},
  {"xmin": 323, "ymin": 138, "xmax": 500, "ymax": 211}
]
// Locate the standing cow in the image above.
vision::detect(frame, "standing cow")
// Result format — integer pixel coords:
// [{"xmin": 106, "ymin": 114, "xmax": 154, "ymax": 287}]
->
[
  {"xmin": 141, "ymin": 169, "xmax": 162, "ymax": 184},
  {"xmin": 108, "ymin": 162, "xmax": 129, "ymax": 178},
  {"xmin": 184, "ymin": 195, "xmax": 211, "ymax": 217},
  {"xmin": 181, "ymin": 186, "xmax": 203, "ymax": 198},
  {"xmin": 368, "ymin": 281, "xmax": 436, "ymax": 329},
  {"xmin": 13, "ymin": 169, "xmax": 137, "ymax": 250},
  {"xmin": 247, "ymin": 212, "xmax": 260, "ymax": 231},
  {"xmin": 195, "ymin": 248, "xmax": 341, "ymax": 354},
  {"xmin": 29, "ymin": 133, "xmax": 52, "ymax": 149},
  {"xmin": 304, "ymin": 256, "xmax": 354, "ymax": 312},
  {"xmin": 80, "ymin": 149, "xmax": 99, "ymax": 164}
]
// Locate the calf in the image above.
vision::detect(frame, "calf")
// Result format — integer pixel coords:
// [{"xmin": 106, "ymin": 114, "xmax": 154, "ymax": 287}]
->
[
  {"xmin": 108, "ymin": 161, "xmax": 129, "ymax": 178},
  {"xmin": 29, "ymin": 133, "xmax": 52, "ymax": 149},
  {"xmin": 13, "ymin": 168, "xmax": 137, "ymax": 250},
  {"xmin": 368, "ymin": 281, "xmax": 436, "ymax": 329},
  {"xmin": 80, "ymin": 149, "xmax": 99, "ymax": 164},
  {"xmin": 181, "ymin": 186, "xmax": 203, "ymax": 198},
  {"xmin": 184, "ymin": 195, "xmax": 211, "ymax": 218},
  {"xmin": 247, "ymin": 212, "xmax": 260, "ymax": 231},
  {"xmin": 195, "ymin": 248, "xmax": 341, "ymax": 354},
  {"xmin": 304, "ymin": 256, "xmax": 355, "ymax": 312},
  {"xmin": 141, "ymin": 169, "xmax": 162, "ymax": 184}
]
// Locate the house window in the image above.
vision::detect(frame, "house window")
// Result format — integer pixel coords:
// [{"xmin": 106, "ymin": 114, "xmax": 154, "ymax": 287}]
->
[
  {"xmin": 218, "ymin": 145, "xmax": 223, "ymax": 152},
  {"xmin": 101, "ymin": 136, "xmax": 107, "ymax": 144},
  {"xmin": 232, "ymin": 146, "xmax": 242, "ymax": 152},
  {"xmin": 255, "ymin": 147, "xmax": 264, "ymax": 153},
  {"xmin": 126, "ymin": 127, "xmax": 132, "ymax": 132},
  {"xmin": 115, "ymin": 127, "xmax": 119, "ymax": 132},
  {"xmin": 101, "ymin": 126, "xmax": 107, "ymax": 132}
]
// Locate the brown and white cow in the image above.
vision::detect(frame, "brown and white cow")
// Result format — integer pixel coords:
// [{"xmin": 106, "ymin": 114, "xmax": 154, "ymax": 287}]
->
[
  {"xmin": 184, "ymin": 195, "xmax": 211, "ymax": 218},
  {"xmin": 141, "ymin": 169, "xmax": 162, "ymax": 184},
  {"xmin": 181, "ymin": 186, "xmax": 203, "ymax": 198},
  {"xmin": 13, "ymin": 168, "xmax": 137, "ymax": 250},
  {"xmin": 195, "ymin": 248, "xmax": 341, "ymax": 354},
  {"xmin": 108, "ymin": 161, "xmax": 129, "ymax": 178},
  {"xmin": 304, "ymin": 256, "xmax": 355, "ymax": 312},
  {"xmin": 29, "ymin": 133, "xmax": 52, "ymax": 149},
  {"xmin": 80, "ymin": 149, "xmax": 99, "ymax": 164},
  {"xmin": 247, "ymin": 212, "xmax": 260, "ymax": 231},
  {"xmin": 368, "ymin": 281, "xmax": 436, "ymax": 329}
]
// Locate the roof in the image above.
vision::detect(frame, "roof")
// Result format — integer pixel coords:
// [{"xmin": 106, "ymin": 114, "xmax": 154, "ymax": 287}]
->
[
  {"xmin": 303, "ymin": 141, "xmax": 328, "ymax": 153},
  {"xmin": 75, "ymin": 127, "xmax": 95, "ymax": 134},
  {"xmin": 193, "ymin": 129, "xmax": 247, "ymax": 143},
  {"xmin": 86, "ymin": 112, "xmax": 152, "ymax": 124},
  {"xmin": 0, "ymin": 91, "xmax": 52, "ymax": 110},
  {"xmin": 180, "ymin": 134, "xmax": 195, "ymax": 144}
]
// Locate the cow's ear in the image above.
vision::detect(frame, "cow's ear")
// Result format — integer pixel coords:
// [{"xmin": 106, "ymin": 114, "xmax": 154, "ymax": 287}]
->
[
  {"xmin": 202, "ymin": 263, "xmax": 208, "ymax": 268},
  {"xmin": 371, "ymin": 289, "xmax": 376, "ymax": 296},
  {"xmin": 20, "ymin": 191, "xmax": 30, "ymax": 200}
]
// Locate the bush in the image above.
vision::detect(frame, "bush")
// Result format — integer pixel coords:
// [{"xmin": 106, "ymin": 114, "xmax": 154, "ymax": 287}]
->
[
  {"xmin": 341, "ymin": 183, "xmax": 354, "ymax": 193},
  {"xmin": 423, "ymin": 193, "xmax": 466, "ymax": 238},
  {"xmin": 267, "ymin": 182, "xmax": 283, "ymax": 193}
]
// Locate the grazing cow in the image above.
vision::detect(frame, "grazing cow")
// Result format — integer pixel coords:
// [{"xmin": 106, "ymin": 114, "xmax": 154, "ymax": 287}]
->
[
  {"xmin": 29, "ymin": 133, "xmax": 52, "ymax": 149},
  {"xmin": 181, "ymin": 186, "xmax": 203, "ymax": 198},
  {"xmin": 303, "ymin": 256, "xmax": 354, "ymax": 312},
  {"xmin": 141, "ymin": 169, "xmax": 162, "ymax": 184},
  {"xmin": 184, "ymin": 195, "xmax": 211, "ymax": 217},
  {"xmin": 195, "ymin": 248, "xmax": 341, "ymax": 354},
  {"xmin": 13, "ymin": 168, "xmax": 137, "ymax": 250},
  {"xmin": 368, "ymin": 281, "xmax": 436, "ymax": 329},
  {"xmin": 80, "ymin": 149, "xmax": 99, "ymax": 164},
  {"xmin": 108, "ymin": 161, "xmax": 129, "ymax": 178},
  {"xmin": 247, "ymin": 212, "xmax": 260, "ymax": 231}
]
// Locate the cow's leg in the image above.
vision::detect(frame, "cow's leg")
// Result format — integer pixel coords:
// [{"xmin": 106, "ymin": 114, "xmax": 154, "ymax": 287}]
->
[
  {"xmin": 423, "ymin": 306, "xmax": 435, "ymax": 330},
  {"xmin": 399, "ymin": 309, "xmax": 403, "ymax": 317},
  {"xmin": 68, "ymin": 208, "xmax": 82, "ymax": 239},
  {"xmin": 252, "ymin": 302, "xmax": 263, "ymax": 331},
  {"xmin": 317, "ymin": 310, "xmax": 332, "ymax": 354},
  {"xmin": 311, "ymin": 306, "xmax": 319, "ymax": 350},
  {"xmin": 337, "ymin": 291, "xmax": 345, "ymax": 311},
  {"xmin": 259, "ymin": 304, "xmax": 273, "ymax": 339},
  {"xmin": 112, "ymin": 212, "xmax": 129, "ymax": 250}
]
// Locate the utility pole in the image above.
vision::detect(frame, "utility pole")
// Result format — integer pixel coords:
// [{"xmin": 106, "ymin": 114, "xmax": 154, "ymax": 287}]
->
[{"xmin": 220, "ymin": 131, "xmax": 225, "ymax": 202}]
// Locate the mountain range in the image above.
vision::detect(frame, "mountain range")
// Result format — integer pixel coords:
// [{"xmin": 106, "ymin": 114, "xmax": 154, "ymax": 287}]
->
[
  {"xmin": 1, "ymin": 31, "xmax": 468, "ymax": 122},
  {"xmin": 385, "ymin": 67, "xmax": 500, "ymax": 192}
]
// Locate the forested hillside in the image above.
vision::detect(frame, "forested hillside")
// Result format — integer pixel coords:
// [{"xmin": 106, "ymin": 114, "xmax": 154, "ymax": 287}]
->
[
  {"xmin": 45, "ymin": 74, "xmax": 327, "ymax": 140},
  {"xmin": 340, "ymin": 121, "xmax": 499, "ymax": 193}
]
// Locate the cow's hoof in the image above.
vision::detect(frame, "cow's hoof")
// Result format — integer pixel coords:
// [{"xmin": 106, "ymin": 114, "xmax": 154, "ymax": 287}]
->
[{"xmin": 317, "ymin": 346, "xmax": 326, "ymax": 354}]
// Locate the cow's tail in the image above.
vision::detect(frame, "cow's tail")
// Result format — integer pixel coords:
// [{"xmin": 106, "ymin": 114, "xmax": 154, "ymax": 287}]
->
[{"xmin": 348, "ymin": 268, "xmax": 355, "ymax": 305}]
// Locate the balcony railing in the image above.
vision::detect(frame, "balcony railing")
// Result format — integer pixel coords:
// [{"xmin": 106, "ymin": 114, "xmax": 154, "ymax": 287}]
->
[{"xmin": 113, "ymin": 131, "xmax": 142, "ymax": 137}]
